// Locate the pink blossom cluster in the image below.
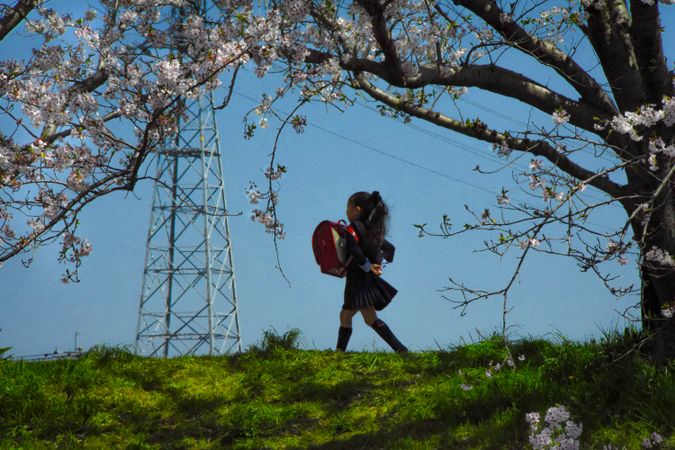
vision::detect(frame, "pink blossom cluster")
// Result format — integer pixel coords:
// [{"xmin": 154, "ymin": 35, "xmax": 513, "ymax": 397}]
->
[
  {"xmin": 492, "ymin": 142, "xmax": 512, "ymax": 158},
  {"xmin": 250, "ymin": 209, "xmax": 285, "ymax": 239},
  {"xmin": 526, "ymin": 405, "xmax": 582, "ymax": 450},
  {"xmin": 647, "ymin": 138, "xmax": 675, "ymax": 171},
  {"xmin": 552, "ymin": 109, "xmax": 570, "ymax": 125},
  {"xmin": 59, "ymin": 231, "xmax": 92, "ymax": 283},
  {"xmin": 279, "ymin": 0, "xmax": 310, "ymax": 25},
  {"xmin": 606, "ymin": 241, "xmax": 629, "ymax": 266},
  {"xmin": 645, "ymin": 246, "xmax": 675, "ymax": 267},
  {"xmin": 245, "ymin": 163, "xmax": 286, "ymax": 238},
  {"xmin": 35, "ymin": 189, "xmax": 68, "ymax": 221},
  {"xmin": 519, "ymin": 237, "xmax": 541, "ymax": 249},
  {"xmin": 264, "ymin": 166, "xmax": 285, "ymax": 181},
  {"xmin": 458, "ymin": 354, "xmax": 524, "ymax": 391},
  {"xmin": 246, "ymin": 185, "xmax": 263, "ymax": 204},
  {"xmin": 599, "ymin": 96, "xmax": 675, "ymax": 171},
  {"xmin": 642, "ymin": 432, "xmax": 664, "ymax": 448},
  {"xmin": 496, "ymin": 191, "xmax": 510, "ymax": 205},
  {"xmin": 524, "ymin": 160, "xmax": 566, "ymax": 204},
  {"xmin": 661, "ymin": 306, "xmax": 674, "ymax": 319},
  {"xmin": 513, "ymin": 5, "xmax": 575, "ymax": 45}
]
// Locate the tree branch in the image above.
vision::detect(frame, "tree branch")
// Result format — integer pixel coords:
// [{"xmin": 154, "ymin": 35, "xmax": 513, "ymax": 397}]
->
[
  {"xmin": 0, "ymin": 171, "xmax": 123, "ymax": 263},
  {"xmin": 304, "ymin": 47, "xmax": 385, "ymax": 74},
  {"xmin": 353, "ymin": 74, "xmax": 626, "ymax": 198},
  {"xmin": 214, "ymin": 63, "xmax": 240, "ymax": 110},
  {"xmin": 304, "ymin": 52, "xmax": 610, "ymax": 133},
  {"xmin": 449, "ymin": 0, "xmax": 618, "ymax": 115},
  {"xmin": 0, "ymin": 0, "xmax": 39, "ymax": 42},
  {"xmin": 355, "ymin": 0, "xmax": 404, "ymax": 83}
]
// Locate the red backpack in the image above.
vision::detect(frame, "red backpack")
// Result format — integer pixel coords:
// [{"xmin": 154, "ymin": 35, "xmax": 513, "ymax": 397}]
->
[{"xmin": 312, "ymin": 220, "xmax": 359, "ymax": 278}]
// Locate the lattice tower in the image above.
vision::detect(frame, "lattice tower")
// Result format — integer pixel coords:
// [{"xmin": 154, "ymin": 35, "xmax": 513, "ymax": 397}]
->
[{"xmin": 134, "ymin": 3, "xmax": 241, "ymax": 357}]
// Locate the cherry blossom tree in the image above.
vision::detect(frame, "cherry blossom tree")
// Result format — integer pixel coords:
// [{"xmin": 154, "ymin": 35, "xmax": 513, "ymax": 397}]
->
[
  {"xmin": 0, "ymin": 0, "xmax": 280, "ymax": 280},
  {"xmin": 260, "ymin": 0, "xmax": 674, "ymax": 359},
  {"xmin": 2, "ymin": 0, "xmax": 674, "ymax": 359}
]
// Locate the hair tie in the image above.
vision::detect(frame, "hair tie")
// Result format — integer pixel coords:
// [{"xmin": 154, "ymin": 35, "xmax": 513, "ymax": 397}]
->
[{"xmin": 369, "ymin": 190, "xmax": 381, "ymax": 204}]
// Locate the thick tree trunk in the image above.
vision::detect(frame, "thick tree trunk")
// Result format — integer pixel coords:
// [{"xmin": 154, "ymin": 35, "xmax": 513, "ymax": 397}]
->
[
  {"xmin": 629, "ymin": 164, "xmax": 675, "ymax": 362},
  {"xmin": 641, "ymin": 265, "xmax": 675, "ymax": 363}
]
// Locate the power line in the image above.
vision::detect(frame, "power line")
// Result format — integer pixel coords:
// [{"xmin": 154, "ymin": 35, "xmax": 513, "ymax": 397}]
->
[
  {"xmin": 353, "ymin": 98, "xmax": 621, "ymax": 208},
  {"xmin": 250, "ymin": 63, "xmax": 620, "ymax": 179},
  {"xmin": 234, "ymin": 90, "xmax": 497, "ymax": 196},
  {"xmin": 353, "ymin": 99, "xmax": 618, "ymax": 201},
  {"xmin": 257, "ymin": 64, "xmax": 512, "ymax": 169},
  {"xmin": 358, "ymin": 96, "xmax": 619, "ymax": 177},
  {"xmin": 355, "ymin": 100, "xmax": 525, "ymax": 167},
  {"xmin": 456, "ymin": 97, "xmax": 619, "ymax": 165},
  {"xmin": 458, "ymin": 97, "xmax": 529, "ymax": 128},
  {"xmin": 342, "ymin": 80, "xmax": 619, "ymax": 167},
  {"xmin": 232, "ymin": 90, "xmax": 624, "ymax": 234}
]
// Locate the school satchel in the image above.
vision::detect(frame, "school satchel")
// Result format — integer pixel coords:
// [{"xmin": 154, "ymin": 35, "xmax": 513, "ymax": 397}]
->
[{"xmin": 312, "ymin": 220, "xmax": 359, "ymax": 278}]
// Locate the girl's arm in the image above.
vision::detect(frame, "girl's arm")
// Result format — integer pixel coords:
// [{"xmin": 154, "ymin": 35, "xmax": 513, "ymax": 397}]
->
[
  {"xmin": 381, "ymin": 239, "xmax": 395, "ymax": 263},
  {"xmin": 353, "ymin": 220, "xmax": 386, "ymax": 265},
  {"xmin": 347, "ymin": 221, "xmax": 374, "ymax": 272}
]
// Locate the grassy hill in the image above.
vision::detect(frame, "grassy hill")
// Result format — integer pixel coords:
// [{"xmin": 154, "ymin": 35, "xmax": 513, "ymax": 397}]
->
[{"xmin": 0, "ymin": 330, "xmax": 673, "ymax": 449}]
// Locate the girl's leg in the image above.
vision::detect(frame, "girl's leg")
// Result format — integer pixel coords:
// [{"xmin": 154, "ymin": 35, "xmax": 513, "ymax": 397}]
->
[
  {"xmin": 340, "ymin": 308, "xmax": 357, "ymax": 328},
  {"xmin": 359, "ymin": 306, "xmax": 408, "ymax": 353},
  {"xmin": 336, "ymin": 309, "xmax": 357, "ymax": 351}
]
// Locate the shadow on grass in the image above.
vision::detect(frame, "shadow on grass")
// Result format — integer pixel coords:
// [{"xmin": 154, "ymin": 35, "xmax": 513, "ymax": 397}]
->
[
  {"xmin": 146, "ymin": 385, "xmax": 228, "ymax": 446},
  {"xmin": 301, "ymin": 414, "xmax": 525, "ymax": 450},
  {"xmin": 288, "ymin": 378, "xmax": 377, "ymax": 407},
  {"xmin": 51, "ymin": 349, "xmax": 515, "ymax": 448},
  {"xmin": 128, "ymin": 375, "xmax": 380, "ymax": 447}
]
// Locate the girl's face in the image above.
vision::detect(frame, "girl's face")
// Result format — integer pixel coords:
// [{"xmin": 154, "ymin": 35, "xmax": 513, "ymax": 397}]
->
[{"xmin": 346, "ymin": 201, "xmax": 362, "ymax": 222}]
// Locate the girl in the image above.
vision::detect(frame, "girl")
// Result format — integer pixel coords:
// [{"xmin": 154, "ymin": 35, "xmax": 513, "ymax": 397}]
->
[{"xmin": 336, "ymin": 191, "xmax": 408, "ymax": 353}]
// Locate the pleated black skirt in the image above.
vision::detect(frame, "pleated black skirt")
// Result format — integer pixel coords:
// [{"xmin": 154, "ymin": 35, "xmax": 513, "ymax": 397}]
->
[{"xmin": 343, "ymin": 266, "xmax": 398, "ymax": 311}]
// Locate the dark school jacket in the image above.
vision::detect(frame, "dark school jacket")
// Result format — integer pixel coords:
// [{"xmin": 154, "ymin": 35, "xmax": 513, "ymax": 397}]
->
[{"xmin": 346, "ymin": 220, "xmax": 395, "ymax": 268}]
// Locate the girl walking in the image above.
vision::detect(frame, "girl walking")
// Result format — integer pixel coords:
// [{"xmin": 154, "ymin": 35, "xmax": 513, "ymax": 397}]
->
[{"xmin": 336, "ymin": 191, "xmax": 408, "ymax": 353}]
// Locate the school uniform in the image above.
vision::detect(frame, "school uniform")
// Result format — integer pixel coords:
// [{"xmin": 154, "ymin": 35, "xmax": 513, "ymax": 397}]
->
[{"xmin": 342, "ymin": 219, "xmax": 397, "ymax": 311}]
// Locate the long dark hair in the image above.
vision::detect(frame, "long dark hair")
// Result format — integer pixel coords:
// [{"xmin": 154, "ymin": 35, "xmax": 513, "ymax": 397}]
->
[{"xmin": 348, "ymin": 190, "xmax": 389, "ymax": 249}]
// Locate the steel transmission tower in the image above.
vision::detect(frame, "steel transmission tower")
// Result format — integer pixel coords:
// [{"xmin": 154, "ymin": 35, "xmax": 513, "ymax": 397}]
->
[{"xmin": 134, "ymin": 4, "xmax": 241, "ymax": 357}]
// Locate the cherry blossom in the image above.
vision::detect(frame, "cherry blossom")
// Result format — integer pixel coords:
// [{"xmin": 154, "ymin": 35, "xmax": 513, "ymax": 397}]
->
[
  {"xmin": 552, "ymin": 109, "xmax": 570, "ymax": 125},
  {"xmin": 527, "ymin": 405, "xmax": 582, "ymax": 450},
  {"xmin": 0, "ymin": 0, "xmax": 274, "ymax": 279},
  {"xmin": 645, "ymin": 246, "xmax": 675, "ymax": 267}
]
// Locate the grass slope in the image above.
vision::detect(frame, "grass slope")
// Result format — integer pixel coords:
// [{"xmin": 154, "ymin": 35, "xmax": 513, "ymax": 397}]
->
[{"xmin": 0, "ymin": 331, "xmax": 673, "ymax": 449}]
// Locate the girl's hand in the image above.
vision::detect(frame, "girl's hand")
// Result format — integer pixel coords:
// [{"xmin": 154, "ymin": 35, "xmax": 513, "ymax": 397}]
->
[{"xmin": 370, "ymin": 264, "xmax": 382, "ymax": 276}]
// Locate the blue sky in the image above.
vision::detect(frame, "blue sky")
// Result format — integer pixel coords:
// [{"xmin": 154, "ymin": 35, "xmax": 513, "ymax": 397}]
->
[{"xmin": 2, "ymin": 3, "xmax": 673, "ymax": 357}]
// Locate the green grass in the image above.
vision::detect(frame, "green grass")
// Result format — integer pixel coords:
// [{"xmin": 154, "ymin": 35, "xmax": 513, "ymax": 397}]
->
[{"xmin": 0, "ymin": 330, "xmax": 673, "ymax": 449}]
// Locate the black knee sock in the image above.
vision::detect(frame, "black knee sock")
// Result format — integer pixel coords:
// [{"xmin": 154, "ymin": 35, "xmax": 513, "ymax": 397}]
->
[
  {"xmin": 371, "ymin": 319, "xmax": 408, "ymax": 353},
  {"xmin": 336, "ymin": 326, "xmax": 352, "ymax": 351}
]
